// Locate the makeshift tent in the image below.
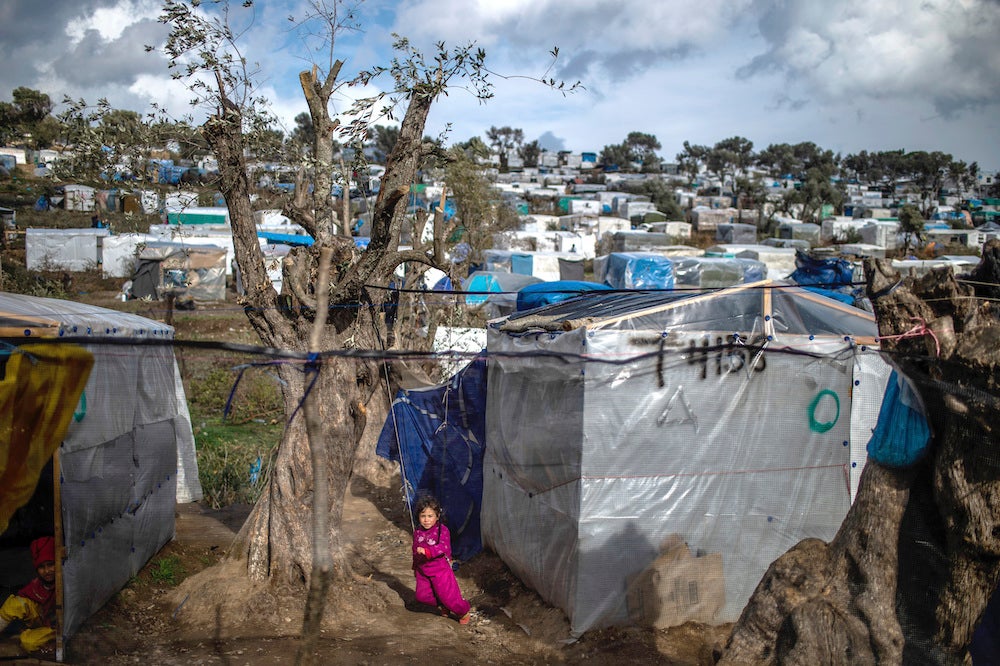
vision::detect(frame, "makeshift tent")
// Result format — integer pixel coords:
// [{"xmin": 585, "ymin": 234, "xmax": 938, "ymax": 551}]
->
[
  {"xmin": 101, "ymin": 233, "xmax": 158, "ymax": 278},
  {"xmin": 595, "ymin": 253, "xmax": 767, "ymax": 290},
  {"xmin": 148, "ymin": 224, "xmax": 236, "ymax": 276},
  {"xmin": 26, "ymin": 228, "xmax": 110, "ymax": 272},
  {"xmin": 462, "ymin": 271, "xmax": 543, "ymax": 319},
  {"xmin": 62, "ymin": 185, "xmax": 96, "ymax": 212},
  {"xmin": 0, "ymin": 293, "xmax": 201, "ymax": 659},
  {"xmin": 595, "ymin": 252, "xmax": 676, "ymax": 289},
  {"xmin": 503, "ymin": 251, "xmax": 585, "ymax": 282},
  {"xmin": 707, "ymin": 244, "xmax": 798, "ymax": 280},
  {"xmin": 672, "ymin": 256, "xmax": 766, "ymax": 287},
  {"xmin": 482, "ymin": 281, "xmax": 891, "ymax": 635},
  {"xmin": 715, "ymin": 223, "xmax": 756, "ymax": 244},
  {"xmin": 375, "ymin": 358, "xmax": 487, "ymax": 561},
  {"xmin": 516, "ymin": 281, "xmax": 613, "ymax": 312},
  {"xmin": 129, "ymin": 242, "xmax": 227, "ymax": 302}
]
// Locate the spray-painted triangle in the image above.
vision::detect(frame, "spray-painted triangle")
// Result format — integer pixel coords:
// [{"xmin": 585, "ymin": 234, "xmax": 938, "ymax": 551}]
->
[{"xmin": 656, "ymin": 385, "xmax": 698, "ymax": 431}]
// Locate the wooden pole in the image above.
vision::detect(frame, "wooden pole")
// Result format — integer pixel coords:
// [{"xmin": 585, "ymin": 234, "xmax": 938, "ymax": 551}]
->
[
  {"xmin": 52, "ymin": 449, "xmax": 65, "ymax": 662},
  {"xmin": 295, "ymin": 247, "xmax": 334, "ymax": 666}
]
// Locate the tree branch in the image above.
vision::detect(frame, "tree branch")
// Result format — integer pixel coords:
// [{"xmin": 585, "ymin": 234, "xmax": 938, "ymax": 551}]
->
[{"xmin": 285, "ymin": 251, "xmax": 317, "ymax": 310}]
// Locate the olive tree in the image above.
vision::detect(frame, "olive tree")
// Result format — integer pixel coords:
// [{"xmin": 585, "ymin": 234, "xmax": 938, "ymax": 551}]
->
[{"xmin": 158, "ymin": 0, "xmax": 575, "ymax": 596}]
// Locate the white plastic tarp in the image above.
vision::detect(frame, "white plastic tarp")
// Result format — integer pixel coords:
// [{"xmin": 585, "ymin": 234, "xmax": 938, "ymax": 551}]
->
[
  {"xmin": 707, "ymin": 244, "xmax": 798, "ymax": 281},
  {"xmin": 26, "ymin": 228, "xmax": 110, "ymax": 272},
  {"xmin": 0, "ymin": 293, "xmax": 201, "ymax": 642},
  {"xmin": 101, "ymin": 233, "xmax": 158, "ymax": 278},
  {"xmin": 482, "ymin": 283, "xmax": 889, "ymax": 635},
  {"xmin": 149, "ymin": 224, "xmax": 236, "ymax": 276}
]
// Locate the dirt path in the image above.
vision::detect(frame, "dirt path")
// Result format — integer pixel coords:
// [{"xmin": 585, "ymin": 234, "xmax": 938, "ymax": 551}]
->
[{"xmin": 66, "ymin": 478, "xmax": 728, "ymax": 664}]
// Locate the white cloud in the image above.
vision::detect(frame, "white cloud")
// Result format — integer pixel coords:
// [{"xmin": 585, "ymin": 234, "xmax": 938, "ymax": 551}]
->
[
  {"xmin": 744, "ymin": 0, "xmax": 1000, "ymax": 113},
  {"xmin": 64, "ymin": 0, "xmax": 161, "ymax": 44}
]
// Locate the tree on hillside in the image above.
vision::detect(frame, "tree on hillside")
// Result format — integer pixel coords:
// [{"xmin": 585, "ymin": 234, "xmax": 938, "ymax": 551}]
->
[
  {"xmin": 757, "ymin": 141, "xmax": 836, "ymax": 180},
  {"xmin": 777, "ymin": 167, "xmax": 845, "ymax": 223},
  {"xmin": 486, "ymin": 125, "xmax": 523, "ymax": 171},
  {"xmin": 947, "ymin": 159, "xmax": 968, "ymax": 198},
  {"xmin": 518, "ymin": 139, "xmax": 540, "ymax": 168},
  {"xmin": 898, "ymin": 203, "xmax": 924, "ymax": 256},
  {"xmin": 905, "ymin": 150, "xmax": 954, "ymax": 218},
  {"xmin": 733, "ymin": 173, "xmax": 769, "ymax": 227},
  {"xmin": 706, "ymin": 136, "xmax": 754, "ymax": 194},
  {"xmin": 0, "ymin": 87, "xmax": 55, "ymax": 147},
  {"xmin": 722, "ymin": 244, "xmax": 1000, "ymax": 664},
  {"xmin": 369, "ymin": 124, "xmax": 399, "ymax": 164},
  {"xmin": 618, "ymin": 178, "xmax": 684, "ymax": 220},
  {"xmin": 289, "ymin": 111, "xmax": 317, "ymax": 155},
  {"xmin": 676, "ymin": 141, "xmax": 710, "ymax": 185},
  {"xmin": 626, "ymin": 131, "xmax": 662, "ymax": 172},
  {"xmin": 454, "ymin": 135, "xmax": 490, "ymax": 160},
  {"xmin": 966, "ymin": 162, "xmax": 981, "ymax": 198},
  {"xmin": 444, "ymin": 145, "xmax": 519, "ymax": 272},
  {"xmin": 600, "ymin": 131, "xmax": 662, "ymax": 172},
  {"xmin": 157, "ymin": 0, "xmax": 576, "ymax": 602}
]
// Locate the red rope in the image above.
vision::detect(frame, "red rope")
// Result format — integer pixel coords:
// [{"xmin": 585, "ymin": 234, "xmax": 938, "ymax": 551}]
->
[{"xmin": 877, "ymin": 317, "xmax": 941, "ymax": 357}]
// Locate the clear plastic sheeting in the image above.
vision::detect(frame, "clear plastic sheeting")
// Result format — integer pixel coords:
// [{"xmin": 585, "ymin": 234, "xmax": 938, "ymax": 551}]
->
[
  {"xmin": 483, "ymin": 282, "xmax": 889, "ymax": 635},
  {"xmin": 672, "ymin": 256, "xmax": 766, "ymax": 287},
  {"xmin": 134, "ymin": 241, "xmax": 228, "ymax": 301},
  {"xmin": 0, "ymin": 293, "xmax": 201, "ymax": 641},
  {"xmin": 595, "ymin": 252, "xmax": 675, "ymax": 290}
]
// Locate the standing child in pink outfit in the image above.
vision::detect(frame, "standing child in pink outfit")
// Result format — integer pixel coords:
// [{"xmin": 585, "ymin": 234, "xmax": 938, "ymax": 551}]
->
[{"xmin": 411, "ymin": 495, "xmax": 471, "ymax": 624}]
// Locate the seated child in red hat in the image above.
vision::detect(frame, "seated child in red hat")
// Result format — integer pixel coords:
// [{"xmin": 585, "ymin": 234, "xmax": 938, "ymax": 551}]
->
[{"xmin": 0, "ymin": 536, "xmax": 57, "ymax": 653}]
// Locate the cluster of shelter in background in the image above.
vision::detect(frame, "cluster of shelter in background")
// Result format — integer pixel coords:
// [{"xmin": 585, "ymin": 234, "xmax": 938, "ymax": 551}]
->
[{"xmin": 14, "ymin": 162, "xmax": 1000, "ymax": 316}]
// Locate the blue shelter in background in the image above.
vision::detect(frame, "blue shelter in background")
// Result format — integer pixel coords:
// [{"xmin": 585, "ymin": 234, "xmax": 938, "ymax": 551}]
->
[
  {"xmin": 788, "ymin": 250, "xmax": 858, "ymax": 304},
  {"xmin": 375, "ymin": 357, "xmax": 487, "ymax": 561},
  {"xmin": 516, "ymin": 281, "xmax": 613, "ymax": 312}
]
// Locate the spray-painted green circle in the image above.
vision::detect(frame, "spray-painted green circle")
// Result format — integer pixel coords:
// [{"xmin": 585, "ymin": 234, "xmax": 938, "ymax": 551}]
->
[{"xmin": 808, "ymin": 389, "xmax": 840, "ymax": 433}]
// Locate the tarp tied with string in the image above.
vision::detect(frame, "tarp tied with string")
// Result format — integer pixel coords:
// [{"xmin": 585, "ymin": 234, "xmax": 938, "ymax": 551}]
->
[{"xmin": 375, "ymin": 357, "xmax": 487, "ymax": 561}]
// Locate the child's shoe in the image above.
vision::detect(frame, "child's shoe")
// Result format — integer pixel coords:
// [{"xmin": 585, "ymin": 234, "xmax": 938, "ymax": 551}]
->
[
  {"xmin": 438, "ymin": 606, "xmax": 449, "ymax": 617},
  {"xmin": 458, "ymin": 612, "xmax": 471, "ymax": 625}
]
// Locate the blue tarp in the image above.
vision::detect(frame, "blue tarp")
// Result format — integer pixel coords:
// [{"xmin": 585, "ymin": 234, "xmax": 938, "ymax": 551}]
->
[
  {"xmin": 866, "ymin": 370, "xmax": 931, "ymax": 468},
  {"xmin": 254, "ymin": 232, "xmax": 368, "ymax": 250},
  {"xmin": 375, "ymin": 358, "xmax": 487, "ymax": 561},
  {"xmin": 430, "ymin": 198, "xmax": 457, "ymax": 221},
  {"xmin": 789, "ymin": 250, "xmax": 854, "ymax": 289},
  {"xmin": 463, "ymin": 271, "xmax": 542, "ymax": 306},
  {"xmin": 516, "ymin": 281, "xmax": 613, "ymax": 311},
  {"xmin": 257, "ymin": 231, "xmax": 314, "ymax": 246},
  {"xmin": 602, "ymin": 252, "xmax": 675, "ymax": 290}
]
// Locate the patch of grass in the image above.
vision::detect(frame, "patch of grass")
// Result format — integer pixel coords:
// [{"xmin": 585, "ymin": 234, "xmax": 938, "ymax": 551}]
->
[
  {"xmin": 193, "ymin": 416, "xmax": 282, "ymax": 509},
  {"xmin": 149, "ymin": 555, "xmax": 185, "ymax": 586}
]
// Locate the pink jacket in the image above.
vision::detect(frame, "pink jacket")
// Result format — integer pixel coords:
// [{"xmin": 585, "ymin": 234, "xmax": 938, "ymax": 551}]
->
[{"xmin": 412, "ymin": 522, "xmax": 452, "ymax": 570}]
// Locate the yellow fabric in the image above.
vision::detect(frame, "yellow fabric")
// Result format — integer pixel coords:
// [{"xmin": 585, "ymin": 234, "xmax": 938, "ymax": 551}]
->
[
  {"xmin": 0, "ymin": 594, "xmax": 55, "ymax": 652},
  {"xmin": 0, "ymin": 343, "xmax": 94, "ymax": 533}
]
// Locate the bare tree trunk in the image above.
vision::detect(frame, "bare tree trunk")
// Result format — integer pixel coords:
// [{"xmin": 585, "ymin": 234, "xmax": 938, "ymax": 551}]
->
[{"xmin": 721, "ymin": 241, "xmax": 1000, "ymax": 665}]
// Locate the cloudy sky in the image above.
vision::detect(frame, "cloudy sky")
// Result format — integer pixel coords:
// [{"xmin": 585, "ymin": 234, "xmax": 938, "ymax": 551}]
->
[{"xmin": 1, "ymin": 0, "xmax": 998, "ymax": 170}]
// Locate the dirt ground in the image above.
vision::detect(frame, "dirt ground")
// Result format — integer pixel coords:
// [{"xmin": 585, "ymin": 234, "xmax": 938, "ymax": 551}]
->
[{"xmin": 63, "ymin": 475, "xmax": 731, "ymax": 665}]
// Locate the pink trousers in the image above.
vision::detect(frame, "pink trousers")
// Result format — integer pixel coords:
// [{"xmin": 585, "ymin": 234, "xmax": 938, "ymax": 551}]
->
[{"xmin": 414, "ymin": 558, "xmax": 470, "ymax": 616}]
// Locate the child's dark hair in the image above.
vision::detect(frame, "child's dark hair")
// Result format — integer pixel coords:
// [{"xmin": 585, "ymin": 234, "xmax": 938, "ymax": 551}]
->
[{"xmin": 414, "ymin": 494, "xmax": 442, "ymax": 518}]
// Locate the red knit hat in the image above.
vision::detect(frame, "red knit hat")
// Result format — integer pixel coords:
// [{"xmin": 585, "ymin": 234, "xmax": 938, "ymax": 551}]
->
[{"xmin": 30, "ymin": 536, "xmax": 55, "ymax": 568}]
